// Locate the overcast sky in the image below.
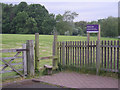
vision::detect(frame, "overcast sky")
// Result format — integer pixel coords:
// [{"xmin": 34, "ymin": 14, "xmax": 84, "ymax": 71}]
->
[{"xmin": 0, "ymin": 0, "xmax": 119, "ymax": 22}]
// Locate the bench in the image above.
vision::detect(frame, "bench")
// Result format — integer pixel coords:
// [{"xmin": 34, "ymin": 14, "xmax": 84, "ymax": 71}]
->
[{"xmin": 44, "ymin": 65, "xmax": 53, "ymax": 75}]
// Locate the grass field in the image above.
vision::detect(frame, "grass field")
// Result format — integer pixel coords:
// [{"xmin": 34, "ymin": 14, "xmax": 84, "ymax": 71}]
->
[{"xmin": 0, "ymin": 34, "xmax": 118, "ymax": 79}]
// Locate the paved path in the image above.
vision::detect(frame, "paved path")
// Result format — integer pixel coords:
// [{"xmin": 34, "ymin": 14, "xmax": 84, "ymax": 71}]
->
[
  {"xmin": 2, "ymin": 79, "xmax": 60, "ymax": 88},
  {"xmin": 33, "ymin": 72, "xmax": 118, "ymax": 88}
]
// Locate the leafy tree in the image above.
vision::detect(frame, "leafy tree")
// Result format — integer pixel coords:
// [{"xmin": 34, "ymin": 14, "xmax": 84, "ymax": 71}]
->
[
  {"xmin": 99, "ymin": 16, "xmax": 118, "ymax": 37},
  {"xmin": 42, "ymin": 14, "xmax": 56, "ymax": 34},
  {"xmin": 25, "ymin": 17, "xmax": 38, "ymax": 34},
  {"xmin": 75, "ymin": 21, "xmax": 87, "ymax": 34},
  {"xmin": 11, "ymin": 11, "xmax": 28, "ymax": 33},
  {"xmin": 56, "ymin": 11, "xmax": 78, "ymax": 35}
]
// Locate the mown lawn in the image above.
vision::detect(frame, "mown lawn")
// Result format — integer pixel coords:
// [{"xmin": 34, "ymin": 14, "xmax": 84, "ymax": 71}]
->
[{"xmin": 0, "ymin": 34, "xmax": 118, "ymax": 79}]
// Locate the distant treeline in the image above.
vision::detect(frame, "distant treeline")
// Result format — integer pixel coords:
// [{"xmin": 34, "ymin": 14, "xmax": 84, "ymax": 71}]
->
[{"xmin": 1, "ymin": 2, "xmax": 119, "ymax": 37}]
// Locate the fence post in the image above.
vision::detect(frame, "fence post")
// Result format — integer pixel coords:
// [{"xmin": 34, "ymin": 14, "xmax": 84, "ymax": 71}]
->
[
  {"xmin": 26, "ymin": 40, "xmax": 34, "ymax": 76},
  {"xmin": 62, "ymin": 41, "xmax": 65, "ymax": 65},
  {"xmin": 53, "ymin": 31, "xmax": 58, "ymax": 68},
  {"xmin": 96, "ymin": 40, "xmax": 100, "ymax": 75},
  {"xmin": 96, "ymin": 24, "xmax": 101, "ymax": 75},
  {"xmin": 35, "ymin": 33, "xmax": 39, "ymax": 72},
  {"xmin": 22, "ymin": 44, "xmax": 27, "ymax": 77}
]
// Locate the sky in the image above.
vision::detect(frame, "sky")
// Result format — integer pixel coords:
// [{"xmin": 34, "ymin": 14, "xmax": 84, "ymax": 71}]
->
[{"xmin": 0, "ymin": 0, "xmax": 119, "ymax": 22}]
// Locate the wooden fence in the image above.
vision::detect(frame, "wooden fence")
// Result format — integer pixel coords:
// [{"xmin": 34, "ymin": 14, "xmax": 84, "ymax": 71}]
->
[
  {"xmin": 0, "ymin": 40, "xmax": 34, "ymax": 79},
  {"xmin": 57, "ymin": 40, "xmax": 120, "ymax": 73}
]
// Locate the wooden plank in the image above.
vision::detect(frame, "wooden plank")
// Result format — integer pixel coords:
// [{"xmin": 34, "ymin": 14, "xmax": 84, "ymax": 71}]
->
[
  {"xmin": 40, "ymin": 56, "xmax": 57, "ymax": 60},
  {"xmin": 64, "ymin": 45, "xmax": 97, "ymax": 47},
  {"xmin": 57, "ymin": 42, "xmax": 60, "ymax": 64},
  {"xmin": 59, "ymin": 44, "xmax": 120, "ymax": 48},
  {"xmin": 114, "ymin": 41, "xmax": 116, "ymax": 69},
  {"xmin": 35, "ymin": 33, "xmax": 39, "ymax": 71},
  {"xmin": 2, "ymin": 52, "xmax": 21, "ymax": 71},
  {"xmin": 101, "ymin": 41, "xmax": 103, "ymax": 68},
  {"xmin": 110, "ymin": 41, "xmax": 113, "ymax": 70},
  {"xmin": 68, "ymin": 41, "xmax": 69, "ymax": 65},
  {"xmin": 66, "ymin": 41, "xmax": 68, "ymax": 65},
  {"xmin": 26, "ymin": 40, "xmax": 34, "ymax": 76},
  {"xmin": 1, "ymin": 59, "xmax": 24, "ymax": 77},
  {"xmin": 53, "ymin": 31, "xmax": 58, "ymax": 68},
  {"xmin": 104, "ymin": 41, "xmax": 107, "ymax": 69},
  {"xmin": 117, "ymin": 40, "xmax": 119, "ymax": 70},
  {"xmin": 75, "ymin": 41, "xmax": 76, "ymax": 65},
  {"xmin": 85, "ymin": 41, "xmax": 87, "ymax": 65},
  {"xmin": 88, "ymin": 41, "xmax": 89, "ymax": 65},
  {"xmin": 60, "ymin": 42, "xmax": 62, "ymax": 64},
  {"xmin": 0, "ymin": 49, "xmax": 26, "ymax": 53},
  {"xmin": 62, "ymin": 42, "xmax": 65, "ymax": 65},
  {"xmin": 90, "ymin": 41, "xmax": 92, "ymax": 66},
  {"xmin": 100, "ymin": 45, "xmax": 120, "ymax": 48},
  {"xmin": 82, "ymin": 41, "xmax": 84, "ymax": 66},
  {"xmin": 73, "ymin": 41, "xmax": 74, "ymax": 65},
  {"xmin": 0, "ymin": 62, "xmax": 22, "ymax": 67},
  {"xmin": 93, "ymin": 41, "xmax": 95, "ymax": 65},
  {"xmin": 107, "ymin": 41, "xmax": 109, "ymax": 69},
  {"xmin": 44, "ymin": 65, "xmax": 52, "ymax": 69},
  {"xmin": 22, "ymin": 44, "xmax": 27, "ymax": 76},
  {"xmin": 80, "ymin": 41, "xmax": 81, "ymax": 66},
  {"xmin": 0, "ymin": 56, "xmax": 22, "ymax": 60},
  {"xmin": 70, "ymin": 41, "xmax": 72, "ymax": 65},
  {"xmin": 77, "ymin": 41, "xmax": 79, "ymax": 65},
  {"xmin": 0, "ymin": 69, "xmax": 23, "ymax": 74},
  {"xmin": 96, "ymin": 40, "xmax": 101, "ymax": 75}
]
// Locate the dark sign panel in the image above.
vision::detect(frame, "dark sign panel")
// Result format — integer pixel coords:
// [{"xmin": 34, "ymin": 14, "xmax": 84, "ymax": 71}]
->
[{"xmin": 87, "ymin": 24, "xmax": 99, "ymax": 33}]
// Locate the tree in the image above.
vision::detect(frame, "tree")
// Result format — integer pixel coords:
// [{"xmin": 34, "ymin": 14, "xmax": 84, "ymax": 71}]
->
[
  {"xmin": 11, "ymin": 11, "xmax": 29, "ymax": 33},
  {"xmin": 25, "ymin": 17, "xmax": 38, "ymax": 34},
  {"xmin": 42, "ymin": 14, "xmax": 56, "ymax": 34},
  {"xmin": 56, "ymin": 11, "xmax": 78, "ymax": 35},
  {"xmin": 75, "ymin": 21, "xmax": 87, "ymax": 35},
  {"xmin": 99, "ymin": 16, "xmax": 118, "ymax": 37}
]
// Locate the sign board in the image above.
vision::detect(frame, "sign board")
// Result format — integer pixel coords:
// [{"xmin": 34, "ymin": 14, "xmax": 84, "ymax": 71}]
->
[{"xmin": 87, "ymin": 24, "xmax": 99, "ymax": 33}]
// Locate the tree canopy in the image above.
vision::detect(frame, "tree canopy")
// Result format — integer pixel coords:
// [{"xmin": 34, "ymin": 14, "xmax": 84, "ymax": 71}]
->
[{"xmin": 1, "ymin": 2, "xmax": 119, "ymax": 37}]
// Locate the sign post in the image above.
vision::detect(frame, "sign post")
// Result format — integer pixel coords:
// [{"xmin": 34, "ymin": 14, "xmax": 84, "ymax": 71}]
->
[{"xmin": 86, "ymin": 24, "xmax": 101, "ymax": 75}]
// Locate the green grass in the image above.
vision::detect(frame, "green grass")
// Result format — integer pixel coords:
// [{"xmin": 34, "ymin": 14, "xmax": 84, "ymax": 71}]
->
[{"xmin": 0, "ymin": 34, "xmax": 118, "ymax": 80}]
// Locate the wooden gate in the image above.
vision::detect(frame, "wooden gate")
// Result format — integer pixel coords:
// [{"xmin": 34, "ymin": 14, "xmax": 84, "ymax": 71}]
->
[{"xmin": 0, "ymin": 40, "xmax": 35, "ymax": 80}]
